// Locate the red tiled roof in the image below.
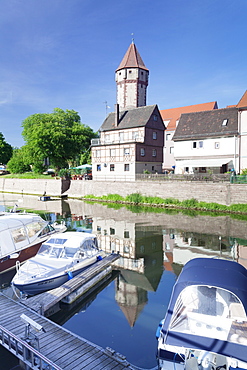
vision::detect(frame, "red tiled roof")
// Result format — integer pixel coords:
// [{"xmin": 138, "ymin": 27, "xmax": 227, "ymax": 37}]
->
[
  {"xmin": 237, "ymin": 90, "xmax": 247, "ymax": 108},
  {"xmin": 160, "ymin": 101, "xmax": 218, "ymax": 131},
  {"xmin": 116, "ymin": 42, "xmax": 148, "ymax": 72}
]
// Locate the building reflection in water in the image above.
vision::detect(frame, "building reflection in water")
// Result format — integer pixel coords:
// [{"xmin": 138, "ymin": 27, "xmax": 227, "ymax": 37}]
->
[{"xmin": 93, "ymin": 219, "xmax": 164, "ymax": 327}]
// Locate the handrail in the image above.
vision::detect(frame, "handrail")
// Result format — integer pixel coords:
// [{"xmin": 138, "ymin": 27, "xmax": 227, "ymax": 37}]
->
[{"xmin": 0, "ymin": 323, "xmax": 62, "ymax": 370}]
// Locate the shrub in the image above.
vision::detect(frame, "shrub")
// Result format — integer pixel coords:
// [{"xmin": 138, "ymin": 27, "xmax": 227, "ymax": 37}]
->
[{"xmin": 126, "ymin": 193, "xmax": 143, "ymax": 204}]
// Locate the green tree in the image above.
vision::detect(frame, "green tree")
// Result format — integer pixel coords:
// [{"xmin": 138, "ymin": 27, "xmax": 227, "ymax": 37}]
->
[
  {"xmin": 7, "ymin": 147, "xmax": 31, "ymax": 174},
  {"xmin": 0, "ymin": 132, "xmax": 13, "ymax": 164},
  {"xmin": 22, "ymin": 108, "xmax": 97, "ymax": 173}
]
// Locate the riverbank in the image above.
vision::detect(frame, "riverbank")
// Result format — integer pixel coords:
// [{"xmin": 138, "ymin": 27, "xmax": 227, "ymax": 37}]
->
[{"xmin": 1, "ymin": 177, "xmax": 247, "ymax": 207}]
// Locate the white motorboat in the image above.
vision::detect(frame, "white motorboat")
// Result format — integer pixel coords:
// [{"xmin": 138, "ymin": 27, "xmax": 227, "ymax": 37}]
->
[
  {"xmin": 157, "ymin": 258, "xmax": 247, "ymax": 370},
  {"xmin": 0, "ymin": 212, "xmax": 66, "ymax": 273},
  {"xmin": 12, "ymin": 231, "xmax": 105, "ymax": 295}
]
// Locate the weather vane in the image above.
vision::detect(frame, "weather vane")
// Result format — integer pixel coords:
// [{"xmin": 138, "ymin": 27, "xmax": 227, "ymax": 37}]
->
[{"xmin": 131, "ymin": 33, "xmax": 134, "ymax": 43}]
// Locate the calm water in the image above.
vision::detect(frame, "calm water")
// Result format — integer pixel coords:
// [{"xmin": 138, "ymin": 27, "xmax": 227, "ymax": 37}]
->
[{"xmin": 1, "ymin": 194, "xmax": 247, "ymax": 369}]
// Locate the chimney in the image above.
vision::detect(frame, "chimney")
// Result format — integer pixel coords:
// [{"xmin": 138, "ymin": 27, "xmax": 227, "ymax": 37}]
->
[{"xmin": 115, "ymin": 104, "xmax": 119, "ymax": 127}]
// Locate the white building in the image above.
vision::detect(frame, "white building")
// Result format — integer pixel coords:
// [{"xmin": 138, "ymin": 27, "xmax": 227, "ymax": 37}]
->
[
  {"xmin": 160, "ymin": 102, "xmax": 218, "ymax": 171},
  {"xmin": 173, "ymin": 107, "xmax": 238, "ymax": 174}
]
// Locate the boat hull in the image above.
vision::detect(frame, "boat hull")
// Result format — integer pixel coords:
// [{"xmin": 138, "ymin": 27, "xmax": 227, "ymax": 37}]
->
[
  {"xmin": 0, "ymin": 242, "xmax": 42, "ymax": 274},
  {"xmin": 13, "ymin": 259, "xmax": 99, "ymax": 295}
]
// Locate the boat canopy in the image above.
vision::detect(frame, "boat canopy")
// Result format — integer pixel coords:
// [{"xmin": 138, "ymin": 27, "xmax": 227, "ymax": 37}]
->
[
  {"xmin": 0, "ymin": 214, "xmax": 47, "ymax": 258},
  {"xmin": 161, "ymin": 258, "xmax": 247, "ymax": 364}
]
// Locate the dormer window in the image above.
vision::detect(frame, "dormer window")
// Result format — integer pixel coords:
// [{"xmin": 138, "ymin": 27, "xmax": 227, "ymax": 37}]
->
[{"xmin": 222, "ymin": 119, "xmax": 228, "ymax": 126}]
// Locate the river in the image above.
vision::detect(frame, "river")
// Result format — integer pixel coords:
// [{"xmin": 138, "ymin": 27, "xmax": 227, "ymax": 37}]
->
[{"xmin": 1, "ymin": 193, "xmax": 247, "ymax": 369}]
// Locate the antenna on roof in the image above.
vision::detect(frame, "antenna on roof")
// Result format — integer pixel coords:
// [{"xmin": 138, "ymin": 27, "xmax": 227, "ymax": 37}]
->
[
  {"xmin": 103, "ymin": 101, "xmax": 110, "ymax": 117},
  {"xmin": 131, "ymin": 33, "xmax": 134, "ymax": 43}
]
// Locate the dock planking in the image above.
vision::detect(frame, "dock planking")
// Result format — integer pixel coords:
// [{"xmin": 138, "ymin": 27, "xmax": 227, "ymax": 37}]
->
[
  {"xmin": 0, "ymin": 291, "xmax": 135, "ymax": 369},
  {"xmin": 20, "ymin": 253, "xmax": 120, "ymax": 315}
]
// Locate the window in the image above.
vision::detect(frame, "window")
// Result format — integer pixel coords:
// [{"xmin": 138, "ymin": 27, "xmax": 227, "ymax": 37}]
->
[
  {"xmin": 124, "ymin": 230, "xmax": 130, "ymax": 238},
  {"xmin": 170, "ymin": 147, "xmax": 174, "ymax": 154},
  {"xmin": 193, "ymin": 142, "xmax": 197, "ymax": 149},
  {"xmin": 124, "ymin": 164, "xmax": 130, "ymax": 171},
  {"xmin": 140, "ymin": 148, "xmax": 145, "ymax": 156},
  {"xmin": 105, "ymin": 134, "xmax": 110, "ymax": 142},
  {"xmin": 124, "ymin": 147, "xmax": 130, "ymax": 155},
  {"xmin": 110, "ymin": 228, "xmax": 115, "ymax": 235},
  {"xmin": 110, "ymin": 164, "xmax": 115, "ymax": 171},
  {"xmin": 222, "ymin": 119, "xmax": 228, "ymax": 126},
  {"xmin": 97, "ymin": 164, "xmax": 101, "ymax": 171},
  {"xmin": 153, "ymin": 114, "xmax": 158, "ymax": 121},
  {"xmin": 119, "ymin": 132, "xmax": 124, "ymax": 142},
  {"xmin": 152, "ymin": 149, "xmax": 157, "ymax": 157},
  {"xmin": 199, "ymin": 141, "xmax": 203, "ymax": 148},
  {"xmin": 110, "ymin": 149, "xmax": 115, "ymax": 156},
  {"xmin": 166, "ymin": 133, "xmax": 171, "ymax": 141},
  {"xmin": 132, "ymin": 131, "xmax": 138, "ymax": 140},
  {"xmin": 96, "ymin": 150, "xmax": 101, "ymax": 157},
  {"xmin": 153, "ymin": 131, "xmax": 157, "ymax": 140},
  {"xmin": 215, "ymin": 142, "xmax": 220, "ymax": 149}
]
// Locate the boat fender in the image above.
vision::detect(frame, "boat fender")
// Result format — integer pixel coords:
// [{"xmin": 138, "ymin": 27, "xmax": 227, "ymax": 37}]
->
[
  {"xmin": 97, "ymin": 255, "xmax": 103, "ymax": 261},
  {"xmin": 67, "ymin": 271, "xmax": 73, "ymax": 280},
  {"xmin": 156, "ymin": 319, "xmax": 165, "ymax": 339}
]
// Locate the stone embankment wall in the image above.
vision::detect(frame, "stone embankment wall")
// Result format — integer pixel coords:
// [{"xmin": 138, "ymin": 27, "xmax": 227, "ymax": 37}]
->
[{"xmin": 0, "ymin": 178, "xmax": 247, "ymax": 206}]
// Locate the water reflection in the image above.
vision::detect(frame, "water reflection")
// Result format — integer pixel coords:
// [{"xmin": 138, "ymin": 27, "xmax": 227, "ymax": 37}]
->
[{"xmin": 1, "ymin": 193, "xmax": 247, "ymax": 368}]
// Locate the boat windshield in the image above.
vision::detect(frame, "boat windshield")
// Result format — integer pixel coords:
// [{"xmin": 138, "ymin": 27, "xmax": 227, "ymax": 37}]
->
[
  {"xmin": 38, "ymin": 243, "xmax": 63, "ymax": 258},
  {"xmin": 169, "ymin": 285, "xmax": 247, "ymax": 345}
]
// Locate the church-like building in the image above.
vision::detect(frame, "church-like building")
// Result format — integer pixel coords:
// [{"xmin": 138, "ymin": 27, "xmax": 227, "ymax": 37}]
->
[{"xmin": 91, "ymin": 42, "xmax": 165, "ymax": 181}]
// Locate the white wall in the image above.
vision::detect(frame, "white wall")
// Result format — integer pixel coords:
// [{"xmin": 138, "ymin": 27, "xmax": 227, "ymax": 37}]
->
[
  {"xmin": 240, "ymin": 110, "xmax": 247, "ymax": 172},
  {"xmin": 174, "ymin": 136, "xmax": 237, "ymax": 159}
]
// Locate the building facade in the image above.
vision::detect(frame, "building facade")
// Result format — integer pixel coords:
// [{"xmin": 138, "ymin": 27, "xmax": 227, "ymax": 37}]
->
[
  {"xmin": 91, "ymin": 42, "xmax": 165, "ymax": 181},
  {"xmin": 172, "ymin": 107, "xmax": 239, "ymax": 174},
  {"xmin": 160, "ymin": 102, "xmax": 218, "ymax": 171}
]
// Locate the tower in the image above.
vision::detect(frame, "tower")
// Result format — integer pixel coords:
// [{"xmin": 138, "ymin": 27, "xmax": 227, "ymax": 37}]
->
[{"xmin": 115, "ymin": 42, "xmax": 149, "ymax": 111}]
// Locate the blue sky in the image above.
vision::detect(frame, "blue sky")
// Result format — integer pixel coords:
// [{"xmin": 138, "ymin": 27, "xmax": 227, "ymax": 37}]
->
[{"xmin": 1, "ymin": 0, "xmax": 247, "ymax": 148}]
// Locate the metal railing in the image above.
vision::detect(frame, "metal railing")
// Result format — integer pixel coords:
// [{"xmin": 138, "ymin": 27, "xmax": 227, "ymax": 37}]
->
[
  {"xmin": 91, "ymin": 137, "xmax": 144, "ymax": 146},
  {"xmin": 230, "ymin": 175, "xmax": 247, "ymax": 184},
  {"xmin": 0, "ymin": 324, "xmax": 62, "ymax": 370},
  {"xmin": 136, "ymin": 173, "xmax": 232, "ymax": 182}
]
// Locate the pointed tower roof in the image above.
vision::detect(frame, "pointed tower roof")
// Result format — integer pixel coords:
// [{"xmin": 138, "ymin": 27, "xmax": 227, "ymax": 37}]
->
[{"xmin": 116, "ymin": 42, "xmax": 148, "ymax": 72}]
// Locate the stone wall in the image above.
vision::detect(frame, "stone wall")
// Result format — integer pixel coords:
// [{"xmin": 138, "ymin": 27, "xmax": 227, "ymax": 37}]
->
[{"xmin": 0, "ymin": 177, "xmax": 247, "ymax": 206}]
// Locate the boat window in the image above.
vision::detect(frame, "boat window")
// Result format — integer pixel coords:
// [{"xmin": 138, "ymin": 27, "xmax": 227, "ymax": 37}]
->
[
  {"xmin": 47, "ymin": 238, "xmax": 67, "ymax": 245},
  {"xmin": 27, "ymin": 222, "xmax": 46, "ymax": 237},
  {"xmin": 49, "ymin": 247, "xmax": 62, "ymax": 258},
  {"xmin": 82, "ymin": 239, "xmax": 96, "ymax": 250},
  {"xmin": 38, "ymin": 244, "xmax": 50, "ymax": 255},
  {"xmin": 64, "ymin": 247, "xmax": 77, "ymax": 257},
  {"xmin": 169, "ymin": 285, "xmax": 247, "ymax": 344},
  {"xmin": 11, "ymin": 227, "xmax": 27, "ymax": 243}
]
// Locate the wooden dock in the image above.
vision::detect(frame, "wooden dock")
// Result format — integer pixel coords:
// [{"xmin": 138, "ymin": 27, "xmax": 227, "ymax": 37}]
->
[
  {"xmin": 0, "ymin": 253, "xmax": 138, "ymax": 369},
  {"xmin": 20, "ymin": 253, "xmax": 120, "ymax": 316},
  {"xmin": 0, "ymin": 293, "xmax": 135, "ymax": 369}
]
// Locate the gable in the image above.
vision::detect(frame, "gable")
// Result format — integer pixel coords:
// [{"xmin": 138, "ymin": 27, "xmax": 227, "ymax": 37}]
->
[
  {"xmin": 173, "ymin": 107, "xmax": 238, "ymax": 141},
  {"xmin": 237, "ymin": 90, "xmax": 247, "ymax": 109},
  {"xmin": 99, "ymin": 105, "xmax": 165, "ymax": 132},
  {"xmin": 160, "ymin": 101, "xmax": 218, "ymax": 131}
]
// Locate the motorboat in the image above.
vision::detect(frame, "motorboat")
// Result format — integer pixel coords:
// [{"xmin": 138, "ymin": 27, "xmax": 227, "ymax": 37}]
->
[
  {"xmin": 0, "ymin": 212, "xmax": 66, "ymax": 273},
  {"xmin": 156, "ymin": 258, "xmax": 247, "ymax": 370},
  {"xmin": 12, "ymin": 231, "xmax": 105, "ymax": 295}
]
